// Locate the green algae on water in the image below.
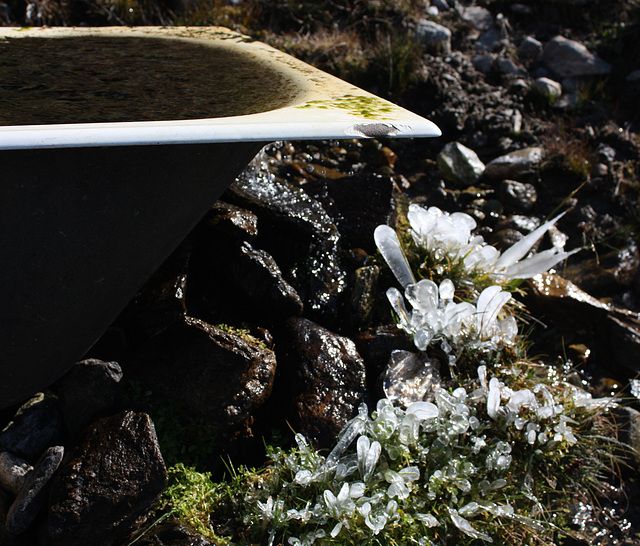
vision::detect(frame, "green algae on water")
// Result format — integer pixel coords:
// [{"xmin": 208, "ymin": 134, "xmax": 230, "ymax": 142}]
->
[{"xmin": 297, "ymin": 94, "xmax": 395, "ymax": 119}]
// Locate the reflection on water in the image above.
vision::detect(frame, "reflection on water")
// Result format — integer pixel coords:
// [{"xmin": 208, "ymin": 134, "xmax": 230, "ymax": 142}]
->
[{"xmin": 0, "ymin": 36, "xmax": 298, "ymax": 126}]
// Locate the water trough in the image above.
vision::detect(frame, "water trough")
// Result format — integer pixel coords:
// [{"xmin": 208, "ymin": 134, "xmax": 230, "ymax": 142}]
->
[{"xmin": 0, "ymin": 26, "xmax": 440, "ymax": 408}]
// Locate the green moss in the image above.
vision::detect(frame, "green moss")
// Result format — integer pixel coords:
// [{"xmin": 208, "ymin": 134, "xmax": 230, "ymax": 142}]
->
[
  {"xmin": 160, "ymin": 464, "xmax": 222, "ymax": 539},
  {"xmin": 215, "ymin": 322, "xmax": 269, "ymax": 350}
]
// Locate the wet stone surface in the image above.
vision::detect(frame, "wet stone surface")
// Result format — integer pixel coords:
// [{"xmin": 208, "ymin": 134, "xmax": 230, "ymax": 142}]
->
[
  {"xmin": 129, "ymin": 316, "xmax": 277, "ymax": 431},
  {"xmin": 203, "ymin": 201, "xmax": 259, "ymax": 241},
  {"xmin": 302, "ymin": 173, "xmax": 397, "ymax": 254},
  {"xmin": 283, "ymin": 316, "xmax": 367, "ymax": 448},
  {"xmin": 498, "ymin": 179, "xmax": 537, "ymax": 212},
  {"xmin": 224, "ymin": 156, "xmax": 347, "ymax": 324},
  {"xmin": 482, "ymin": 147, "xmax": 544, "ymax": 181},
  {"xmin": 43, "ymin": 411, "xmax": 166, "ymax": 546}
]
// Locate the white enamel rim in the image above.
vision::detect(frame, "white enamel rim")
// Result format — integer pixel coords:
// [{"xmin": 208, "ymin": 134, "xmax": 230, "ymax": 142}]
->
[{"xmin": 0, "ymin": 26, "xmax": 441, "ymax": 150}]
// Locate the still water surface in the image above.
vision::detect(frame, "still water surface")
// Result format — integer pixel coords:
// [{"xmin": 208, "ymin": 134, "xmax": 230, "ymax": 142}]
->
[{"xmin": 0, "ymin": 36, "xmax": 297, "ymax": 125}]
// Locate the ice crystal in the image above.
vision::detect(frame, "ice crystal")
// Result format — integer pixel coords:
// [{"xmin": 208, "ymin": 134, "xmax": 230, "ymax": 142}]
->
[
  {"xmin": 405, "ymin": 204, "xmax": 579, "ymax": 280},
  {"xmin": 387, "ymin": 278, "xmax": 515, "ymax": 365}
]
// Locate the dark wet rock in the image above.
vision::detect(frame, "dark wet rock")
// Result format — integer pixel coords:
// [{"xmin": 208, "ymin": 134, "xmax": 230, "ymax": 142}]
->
[
  {"xmin": 375, "ymin": 146, "xmax": 397, "ymax": 168},
  {"xmin": 546, "ymin": 224, "xmax": 569, "ymax": 250},
  {"xmin": 499, "ymin": 179, "xmax": 537, "ymax": 212},
  {"xmin": 590, "ymin": 376, "xmax": 624, "ymax": 399},
  {"xmin": 130, "ymin": 316, "xmax": 276, "ymax": 430},
  {"xmin": 345, "ymin": 265, "xmax": 380, "ymax": 332},
  {"xmin": 225, "ymin": 157, "xmax": 336, "ymax": 247},
  {"xmin": 483, "ymin": 147, "xmax": 544, "ymax": 180},
  {"xmin": 606, "ymin": 309, "xmax": 640, "ymax": 374},
  {"xmin": 0, "ymin": 452, "xmax": 33, "ymax": 496},
  {"xmin": 564, "ymin": 245, "xmax": 640, "ymax": 296},
  {"xmin": 120, "ymin": 241, "xmax": 190, "ymax": 342},
  {"xmin": 0, "ymin": 487, "xmax": 9, "ymax": 525},
  {"xmin": 494, "ymin": 214, "xmax": 541, "ymax": 237},
  {"xmin": 54, "ymin": 358, "xmax": 123, "ymax": 437},
  {"xmin": 542, "ymin": 35, "xmax": 611, "ymax": 79},
  {"xmin": 414, "ymin": 19, "xmax": 451, "ymax": 55},
  {"xmin": 283, "ymin": 317, "xmax": 366, "ymax": 448},
  {"xmin": 525, "ymin": 274, "xmax": 640, "ymax": 375},
  {"xmin": 566, "ymin": 343, "xmax": 593, "ymax": 372},
  {"xmin": 5, "ymin": 445, "xmax": 63, "ymax": 535},
  {"xmin": 44, "ymin": 412, "xmax": 166, "ymax": 546},
  {"xmin": 615, "ymin": 406, "xmax": 640, "ymax": 467},
  {"xmin": 0, "ymin": 392, "xmax": 62, "ymax": 462},
  {"xmin": 0, "ymin": 488, "xmax": 35, "ymax": 546},
  {"xmin": 229, "ymin": 240, "xmax": 304, "ymax": 319},
  {"xmin": 292, "ymin": 161, "xmax": 350, "ymax": 181},
  {"xmin": 129, "ymin": 521, "xmax": 214, "ymax": 545},
  {"xmin": 437, "ymin": 141, "xmax": 485, "ymax": 186},
  {"xmin": 238, "ymin": 240, "xmax": 303, "ymax": 311},
  {"xmin": 225, "ymin": 158, "xmax": 345, "ymax": 324},
  {"xmin": 304, "ymin": 174, "xmax": 396, "ymax": 254},
  {"xmin": 482, "ymin": 198, "xmax": 504, "ymax": 219},
  {"xmin": 203, "ymin": 201, "xmax": 258, "ymax": 241},
  {"xmin": 458, "ymin": 185, "xmax": 492, "ymax": 207},
  {"xmin": 524, "ymin": 273, "xmax": 611, "ymax": 329},
  {"xmin": 185, "ymin": 202, "xmax": 260, "ymax": 310},
  {"xmin": 491, "ymin": 228, "xmax": 524, "ymax": 251}
]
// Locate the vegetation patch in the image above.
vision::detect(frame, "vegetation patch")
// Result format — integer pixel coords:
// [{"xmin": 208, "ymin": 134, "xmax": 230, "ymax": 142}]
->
[{"xmin": 142, "ymin": 205, "xmax": 629, "ymax": 545}]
